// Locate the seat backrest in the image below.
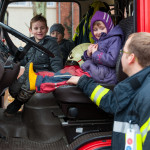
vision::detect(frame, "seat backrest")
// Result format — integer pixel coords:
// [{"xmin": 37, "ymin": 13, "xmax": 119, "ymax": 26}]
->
[
  {"xmin": 116, "ymin": 16, "xmax": 134, "ymax": 82},
  {"xmin": 116, "ymin": 54, "xmax": 128, "ymax": 83},
  {"xmin": 119, "ymin": 16, "xmax": 134, "ymax": 42}
]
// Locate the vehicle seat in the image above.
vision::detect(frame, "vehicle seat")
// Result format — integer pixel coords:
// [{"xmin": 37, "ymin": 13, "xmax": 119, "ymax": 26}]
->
[
  {"xmin": 53, "ymin": 84, "xmax": 113, "ymax": 120},
  {"xmin": 119, "ymin": 16, "xmax": 134, "ymax": 42},
  {"xmin": 53, "ymin": 55, "xmax": 127, "ymax": 120}
]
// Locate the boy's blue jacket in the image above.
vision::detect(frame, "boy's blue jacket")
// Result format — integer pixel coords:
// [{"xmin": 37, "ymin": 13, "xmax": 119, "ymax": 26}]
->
[
  {"xmin": 77, "ymin": 66, "xmax": 150, "ymax": 150},
  {"xmin": 21, "ymin": 36, "xmax": 63, "ymax": 72}
]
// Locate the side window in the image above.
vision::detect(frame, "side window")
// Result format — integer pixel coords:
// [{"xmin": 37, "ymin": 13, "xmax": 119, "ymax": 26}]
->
[{"xmin": 6, "ymin": 1, "xmax": 80, "ymax": 47}]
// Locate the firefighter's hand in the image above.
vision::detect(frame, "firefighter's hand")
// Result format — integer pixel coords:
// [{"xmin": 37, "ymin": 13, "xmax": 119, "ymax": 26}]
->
[{"xmin": 67, "ymin": 76, "xmax": 80, "ymax": 85}]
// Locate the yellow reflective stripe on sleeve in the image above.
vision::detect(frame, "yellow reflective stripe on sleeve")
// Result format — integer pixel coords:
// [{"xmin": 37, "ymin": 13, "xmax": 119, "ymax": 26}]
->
[
  {"xmin": 136, "ymin": 134, "xmax": 142, "ymax": 150},
  {"xmin": 140, "ymin": 117, "xmax": 150, "ymax": 143},
  {"xmin": 90, "ymin": 85, "xmax": 102, "ymax": 102},
  {"xmin": 90, "ymin": 85, "xmax": 109, "ymax": 107}
]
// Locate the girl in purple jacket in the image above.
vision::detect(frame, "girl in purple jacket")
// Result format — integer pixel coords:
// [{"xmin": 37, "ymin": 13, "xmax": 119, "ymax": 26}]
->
[{"xmin": 81, "ymin": 11, "xmax": 124, "ymax": 84}]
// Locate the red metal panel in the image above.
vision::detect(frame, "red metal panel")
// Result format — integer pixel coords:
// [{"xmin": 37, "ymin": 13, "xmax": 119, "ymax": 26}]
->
[{"xmin": 137, "ymin": 0, "xmax": 150, "ymax": 32}]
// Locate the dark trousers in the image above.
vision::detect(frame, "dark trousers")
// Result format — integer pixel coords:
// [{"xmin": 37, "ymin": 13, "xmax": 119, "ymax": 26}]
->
[
  {"xmin": 9, "ymin": 73, "xmax": 26, "ymax": 99},
  {"xmin": 9, "ymin": 68, "xmax": 35, "ymax": 103}
]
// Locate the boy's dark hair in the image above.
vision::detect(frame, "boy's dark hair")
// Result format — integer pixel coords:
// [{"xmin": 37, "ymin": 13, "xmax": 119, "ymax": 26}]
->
[{"xmin": 30, "ymin": 13, "xmax": 47, "ymax": 29}]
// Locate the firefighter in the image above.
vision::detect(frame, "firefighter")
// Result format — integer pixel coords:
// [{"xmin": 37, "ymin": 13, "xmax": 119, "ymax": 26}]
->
[{"xmin": 67, "ymin": 32, "xmax": 150, "ymax": 150}]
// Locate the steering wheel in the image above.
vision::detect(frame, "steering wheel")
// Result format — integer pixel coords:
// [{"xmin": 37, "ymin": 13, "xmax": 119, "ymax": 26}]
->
[{"xmin": 0, "ymin": 22, "xmax": 54, "ymax": 59}]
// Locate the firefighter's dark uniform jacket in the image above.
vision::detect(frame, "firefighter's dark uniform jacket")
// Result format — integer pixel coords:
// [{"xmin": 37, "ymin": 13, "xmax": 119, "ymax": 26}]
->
[
  {"xmin": 77, "ymin": 66, "xmax": 150, "ymax": 150},
  {"xmin": 21, "ymin": 36, "xmax": 63, "ymax": 72}
]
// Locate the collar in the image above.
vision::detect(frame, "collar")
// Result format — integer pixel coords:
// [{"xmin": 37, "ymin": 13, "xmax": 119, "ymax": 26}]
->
[
  {"xmin": 114, "ymin": 66, "xmax": 150, "ymax": 111},
  {"xmin": 92, "ymin": 32, "xmax": 107, "ymax": 42},
  {"xmin": 31, "ymin": 36, "xmax": 49, "ymax": 45},
  {"xmin": 114, "ymin": 67, "xmax": 150, "ymax": 101},
  {"xmin": 120, "ymin": 66, "xmax": 150, "ymax": 90}
]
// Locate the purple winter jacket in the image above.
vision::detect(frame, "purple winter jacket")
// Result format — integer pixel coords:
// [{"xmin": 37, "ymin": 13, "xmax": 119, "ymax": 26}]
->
[{"xmin": 81, "ymin": 25, "xmax": 124, "ymax": 84}]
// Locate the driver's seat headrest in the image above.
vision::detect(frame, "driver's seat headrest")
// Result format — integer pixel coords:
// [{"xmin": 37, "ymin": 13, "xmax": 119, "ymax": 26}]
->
[{"xmin": 116, "ymin": 54, "xmax": 128, "ymax": 82}]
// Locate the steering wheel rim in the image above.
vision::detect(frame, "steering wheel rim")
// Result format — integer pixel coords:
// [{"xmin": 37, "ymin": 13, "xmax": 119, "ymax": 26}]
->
[{"xmin": 0, "ymin": 22, "xmax": 54, "ymax": 58}]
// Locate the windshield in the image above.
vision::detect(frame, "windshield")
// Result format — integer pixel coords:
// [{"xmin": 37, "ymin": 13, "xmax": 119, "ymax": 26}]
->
[{"xmin": 5, "ymin": 1, "xmax": 80, "ymax": 47}]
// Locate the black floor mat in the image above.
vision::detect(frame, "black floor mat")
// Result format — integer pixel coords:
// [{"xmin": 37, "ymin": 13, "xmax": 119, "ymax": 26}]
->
[{"xmin": 0, "ymin": 131, "xmax": 112, "ymax": 150}]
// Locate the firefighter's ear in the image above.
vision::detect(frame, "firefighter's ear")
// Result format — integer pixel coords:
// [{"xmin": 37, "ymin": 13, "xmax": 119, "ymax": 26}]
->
[{"xmin": 128, "ymin": 53, "xmax": 136, "ymax": 64}]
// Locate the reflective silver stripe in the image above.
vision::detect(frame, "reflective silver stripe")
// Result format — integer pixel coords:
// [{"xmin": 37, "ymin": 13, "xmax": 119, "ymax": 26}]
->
[
  {"xmin": 113, "ymin": 121, "xmax": 140, "ymax": 134},
  {"xmin": 114, "ymin": 121, "xmax": 140, "ymax": 150},
  {"xmin": 54, "ymin": 75, "xmax": 72, "ymax": 77},
  {"xmin": 93, "ymin": 86, "xmax": 105, "ymax": 103}
]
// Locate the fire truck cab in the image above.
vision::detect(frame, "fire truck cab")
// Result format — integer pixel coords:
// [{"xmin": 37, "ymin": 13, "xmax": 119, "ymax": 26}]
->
[{"xmin": 0, "ymin": 0, "xmax": 149, "ymax": 149}]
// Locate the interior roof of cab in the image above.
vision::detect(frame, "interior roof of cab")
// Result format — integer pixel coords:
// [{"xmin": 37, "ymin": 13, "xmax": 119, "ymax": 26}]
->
[{"xmin": 2, "ymin": 0, "xmax": 117, "ymax": 19}]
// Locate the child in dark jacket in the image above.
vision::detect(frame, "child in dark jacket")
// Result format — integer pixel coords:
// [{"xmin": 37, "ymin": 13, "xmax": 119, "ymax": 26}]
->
[
  {"xmin": 20, "ymin": 11, "xmax": 124, "ymax": 94},
  {"xmin": 4, "ymin": 14, "xmax": 63, "ymax": 117},
  {"xmin": 21, "ymin": 16, "xmax": 63, "ymax": 72},
  {"xmin": 50, "ymin": 23, "xmax": 75, "ymax": 66}
]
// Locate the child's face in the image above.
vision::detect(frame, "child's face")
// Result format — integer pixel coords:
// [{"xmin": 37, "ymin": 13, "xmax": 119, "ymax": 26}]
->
[
  {"xmin": 29, "ymin": 21, "xmax": 48, "ymax": 42},
  {"xmin": 50, "ymin": 31, "xmax": 64, "ymax": 44},
  {"xmin": 93, "ymin": 21, "xmax": 107, "ymax": 40}
]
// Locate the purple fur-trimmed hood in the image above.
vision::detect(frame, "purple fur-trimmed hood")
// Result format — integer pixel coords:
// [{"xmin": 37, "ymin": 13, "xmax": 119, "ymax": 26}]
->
[{"xmin": 90, "ymin": 11, "xmax": 114, "ymax": 41}]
